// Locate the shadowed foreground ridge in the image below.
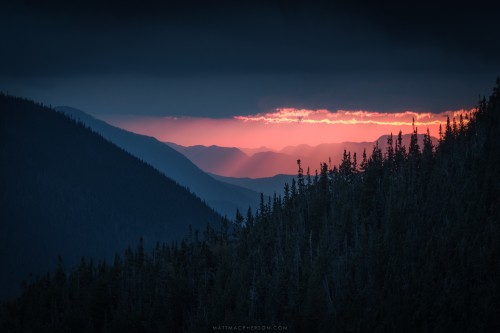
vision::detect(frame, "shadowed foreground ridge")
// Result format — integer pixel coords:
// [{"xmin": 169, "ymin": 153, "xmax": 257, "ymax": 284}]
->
[
  {"xmin": 0, "ymin": 94, "xmax": 221, "ymax": 300},
  {"xmin": 1, "ymin": 79, "xmax": 500, "ymax": 332}
]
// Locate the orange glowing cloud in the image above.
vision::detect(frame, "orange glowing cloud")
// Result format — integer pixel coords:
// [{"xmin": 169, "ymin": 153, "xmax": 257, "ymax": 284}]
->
[
  {"xmin": 101, "ymin": 108, "xmax": 474, "ymax": 150},
  {"xmin": 235, "ymin": 108, "xmax": 468, "ymax": 126}
]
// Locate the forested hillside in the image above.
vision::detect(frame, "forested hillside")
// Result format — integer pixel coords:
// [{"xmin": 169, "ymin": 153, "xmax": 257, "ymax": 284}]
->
[
  {"xmin": 0, "ymin": 94, "xmax": 221, "ymax": 299},
  {"xmin": 1, "ymin": 80, "xmax": 499, "ymax": 332}
]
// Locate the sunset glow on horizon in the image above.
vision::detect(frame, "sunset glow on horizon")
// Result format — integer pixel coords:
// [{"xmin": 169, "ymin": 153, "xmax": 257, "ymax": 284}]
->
[{"xmin": 102, "ymin": 108, "xmax": 474, "ymax": 150}]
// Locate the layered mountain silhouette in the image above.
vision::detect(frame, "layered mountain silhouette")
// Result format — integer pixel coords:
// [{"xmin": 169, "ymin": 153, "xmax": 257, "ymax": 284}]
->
[
  {"xmin": 0, "ymin": 94, "xmax": 222, "ymax": 299},
  {"xmin": 57, "ymin": 107, "xmax": 261, "ymax": 217},
  {"xmin": 168, "ymin": 134, "xmax": 438, "ymax": 178},
  {"xmin": 210, "ymin": 174, "xmax": 296, "ymax": 197},
  {"xmin": 165, "ymin": 143, "xmax": 297, "ymax": 178},
  {"xmin": 166, "ymin": 142, "xmax": 249, "ymax": 179}
]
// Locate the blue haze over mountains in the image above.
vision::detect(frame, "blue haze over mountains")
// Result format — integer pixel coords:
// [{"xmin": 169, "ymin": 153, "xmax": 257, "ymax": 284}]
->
[{"xmin": 57, "ymin": 106, "xmax": 262, "ymax": 217}]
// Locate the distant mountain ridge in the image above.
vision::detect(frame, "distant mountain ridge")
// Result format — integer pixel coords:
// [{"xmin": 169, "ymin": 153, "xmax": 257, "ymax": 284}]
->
[
  {"xmin": 57, "ymin": 107, "xmax": 261, "ymax": 217},
  {"xmin": 210, "ymin": 174, "xmax": 296, "ymax": 197},
  {"xmin": 167, "ymin": 134, "xmax": 438, "ymax": 178},
  {"xmin": 0, "ymin": 94, "xmax": 222, "ymax": 299},
  {"xmin": 166, "ymin": 142, "xmax": 249, "ymax": 177}
]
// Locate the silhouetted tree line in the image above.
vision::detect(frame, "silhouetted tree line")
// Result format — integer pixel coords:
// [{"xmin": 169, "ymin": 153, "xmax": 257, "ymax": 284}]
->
[{"xmin": 1, "ymin": 79, "xmax": 500, "ymax": 332}]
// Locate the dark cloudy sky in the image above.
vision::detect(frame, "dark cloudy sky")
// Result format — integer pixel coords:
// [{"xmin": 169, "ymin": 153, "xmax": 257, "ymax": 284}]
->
[{"xmin": 1, "ymin": 0, "xmax": 499, "ymax": 117}]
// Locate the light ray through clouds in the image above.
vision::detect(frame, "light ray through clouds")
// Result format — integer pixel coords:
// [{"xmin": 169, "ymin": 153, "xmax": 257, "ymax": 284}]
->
[{"xmin": 103, "ymin": 108, "xmax": 474, "ymax": 150}]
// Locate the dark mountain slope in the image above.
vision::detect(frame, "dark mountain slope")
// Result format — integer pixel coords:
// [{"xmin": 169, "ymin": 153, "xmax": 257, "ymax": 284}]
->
[
  {"xmin": 0, "ymin": 94, "xmax": 221, "ymax": 299},
  {"xmin": 57, "ymin": 107, "xmax": 260, "ymax": 217}
]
